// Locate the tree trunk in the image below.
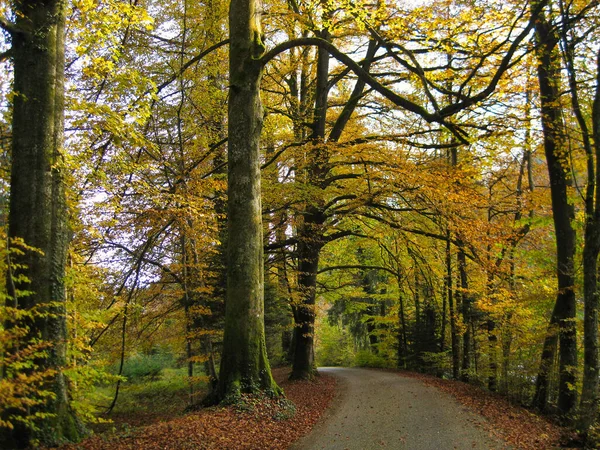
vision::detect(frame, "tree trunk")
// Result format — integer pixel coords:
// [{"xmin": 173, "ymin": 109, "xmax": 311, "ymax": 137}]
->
[
  {"xmin": 458, "ymin": 246, "xmax": 471, "ymax": 382},
  {"xmin": 1, "ymin": 0, "xmax": 84, "ymax": 447},
  {"xmin": 397, "ymin": 277, "xmax": 408, "ymax": 369},
  {"xmin": 580, "ymin": 219, "xmax": 600, "ymax": 425},
  {"xmin": 501, "ymin": 331, "xmax": 512, "ymax": 395},
  {"xmin": 531, "ymin": 2, "xmax": 578, "ymax": 417},
  {"xmin": 440, "ymin": 268, "xmax": 447, "ymax": 353},
  {"xmin": 486, "ymin": 254, "xmax": 498, "ymax": 392},
  {"xmin": 290, "ymin": 27, "xmax": 330, "ymax": 380},
  {"xmin": 289, "ymin": 36, "xmax": 377, "ymax": 380},
  {"xmin": 290, "ymin": 230, "xmax": 321, "ymax": 379},
  {"xmin": 579, "ymin": 49, "xmax": 600, "ymax": 431},
  {"xmin": 533, "ymin": 301, "xmax": 559, "ymax": 411},
  {"xmin": 446, "ymin": 233, "xmax": 460, "ymax": 379},
  {"xmin": 216, "ymin": 0, "xmax": 280, "ymax": 400},
  {"xmin": 487, "ymin": 319, "xmax": 498, "ymax": 392}
]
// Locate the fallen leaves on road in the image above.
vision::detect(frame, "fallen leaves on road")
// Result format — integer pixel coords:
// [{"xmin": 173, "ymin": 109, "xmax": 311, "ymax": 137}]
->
[
  {"xmin": 62, "ymin": 368, "xmax": 336, "ymax": 450},
  {"xmin": 395, "ymin": 370, "xmax": 575, "ymax": 450}
]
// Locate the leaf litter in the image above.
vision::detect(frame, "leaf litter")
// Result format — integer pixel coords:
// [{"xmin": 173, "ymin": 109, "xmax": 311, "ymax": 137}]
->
[{"xmin": 60, "ymin": 368, "xmax": 336, "ymax": 450}]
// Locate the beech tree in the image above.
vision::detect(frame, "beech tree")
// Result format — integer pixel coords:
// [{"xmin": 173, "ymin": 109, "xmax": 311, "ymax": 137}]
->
[
  {"xmin": 216, "ymin": 0, "xmax": 281, "ymax": 400},
  {"xmin": 530, "ymin": 0, "xmax": 577, "ymax": 417},
  {"xmin": 0, "ymin": 0, "xmax": 83, "ymax": 447},
  {"xmin": 556, "ymin": 0, "xmax": 600, "ymax": 430}
]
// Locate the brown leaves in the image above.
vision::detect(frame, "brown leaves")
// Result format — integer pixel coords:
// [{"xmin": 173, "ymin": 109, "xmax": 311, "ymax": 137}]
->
[{"xmin": 61, "ymin": 368, "xmax": 336, "ymax": 450}]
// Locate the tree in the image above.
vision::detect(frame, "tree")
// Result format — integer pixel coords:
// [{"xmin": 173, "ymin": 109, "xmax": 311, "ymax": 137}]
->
[
  {"xmin": 556, "ymin": 0, "xmax": 600, "ymax": 430},
  {"xmin": 530, "ymin": 0, "xmax": 578, "ymax": 417},
  {"xmin": 1, "ymin": 0, "xmax": 83, "ymax": 446},
  {"xmin": 216, "ymin": 0, "xmax": 281, "ymax": 400}
]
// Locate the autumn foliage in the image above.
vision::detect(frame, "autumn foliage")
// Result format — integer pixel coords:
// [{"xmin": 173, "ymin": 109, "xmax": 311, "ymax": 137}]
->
[{"xmin": 1, "ymin": 0, "xmax": 600, "ymax": 447}]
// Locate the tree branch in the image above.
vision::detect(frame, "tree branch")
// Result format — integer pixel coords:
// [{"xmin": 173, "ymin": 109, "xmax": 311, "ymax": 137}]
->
[
  {"xmin": 260, "ymin": 37, "xmax": 438, "ymax": 122},
  {"xmin": 0, "ymin": 17, "xmax": 21, "ymax": 37},
  {"xmin": 318, "ymin": 264, "xmax": 398, "ymax": 277},
  {"xmin": 264, "ymin": 237, "xmax": 298, "ymax": 252},
  {"xmin": 154, "ymin": 39, "xmax": 230, "ymax": 95},
  {"xmin": 0, "ymin": 48, "xmax": 13, "ymax": 62},
  {"xmin": 324, "ymin": 230, "xmax": 368, "ymax": 243},
  {"xmin": 105, "ymin": 240, "xmax": 183, "ymax": 285},
  {"xmin": 260, "ymin": 2, "xmax": 546, "ymax": 144}
]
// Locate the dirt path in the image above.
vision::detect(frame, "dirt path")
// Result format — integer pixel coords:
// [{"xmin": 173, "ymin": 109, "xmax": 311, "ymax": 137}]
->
[{"xmin": 293, "ymin": 367, "xmax": 511, "ymax": 450}]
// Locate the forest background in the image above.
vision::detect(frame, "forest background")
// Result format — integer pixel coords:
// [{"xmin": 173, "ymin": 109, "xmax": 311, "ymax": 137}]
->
[{"xmin": 1, "ymin": 0, "xmax": 600, "ymax": 447}]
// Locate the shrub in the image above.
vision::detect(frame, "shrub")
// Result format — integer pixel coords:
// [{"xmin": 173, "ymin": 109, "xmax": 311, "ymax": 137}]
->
[
  {"xmin": 354, "ymin": 350, "xmax": 393, "ymax": 368},
  {"xmin": 118, "ymin": 350, "xmax": 175, "ymax": 382},
  {"xmin": 315, "ymin": 323, "xmax": 355, "ymax": 367}
]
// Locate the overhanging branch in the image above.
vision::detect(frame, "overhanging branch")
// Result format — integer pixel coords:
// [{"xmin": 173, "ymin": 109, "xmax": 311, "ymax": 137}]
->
[{"xmin": 318, "ymin": 264, "xmax": 398, "ymax": 277}]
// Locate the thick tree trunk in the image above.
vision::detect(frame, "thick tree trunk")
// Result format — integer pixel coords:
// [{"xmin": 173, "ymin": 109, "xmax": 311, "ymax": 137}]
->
[
  {"xmin": 531, "ymin": 2, "xmax": 578, "ymax": 416},
  {"xmin": 397, "ymin": 291, "xmax": 409, "ymax": 369},
  {"xmin": 579, "ymin": 51, "xmax": 600, "ymax": 431},
  {"xmin": 1, "ymin": 0, "xmax": 84, "ymax": 447},
  {"xmin": 395, "ymin": 270, "xmax": 409, "ymax": 369},
  {"xmin": 486, "ymin": 262, "xmax": 498, "ymax": 392},
  {"xmin": 501, "ymin": 331, "xmax": 512, "ymax": 395},
  {"xmin": 414, "ymin": 270, "xmax": 421, "ymax": 332},
  {"xmin": 289, "ymin": 37, "xmax": 377, "ymax": 380},
  {"xmin": 276, "ymin": 214, "xmax": 294, "ymax": 363},
  {"xmin": 580, "ymin": 210, "xmax": 600, "ymax": 423},
  {"xmin": 290, "ymin": 226, "xmax": 321, "ymax": 379},
  {"xmin": 290, "ymin": 28, "xmax": 330, "ymax": 380},
  {"xmin": 440, "ymin": 273, "xmax": 447, "ymax": 353},
  {"xmin": 216, "ymin": 0, "xmax": 280, "ymax": 400}
]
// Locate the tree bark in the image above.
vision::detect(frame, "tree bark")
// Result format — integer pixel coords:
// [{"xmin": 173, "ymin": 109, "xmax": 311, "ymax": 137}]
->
[
  {"xmin": 578, "ymin": 48, "xmax": 600, "ymax": 431},
  {"xmin": 446, "ymin": 232, "xmax": 460, "ymax": 379},
  {"xmin": 290, "ymin": 233, "xmax": 321, "ymax": 379},
  {"xmin": 559, "ymin": 11, "xmax": 600, "ymax": 427},
  {"xmin": 1, "ymin": 0, "xmax": 84, "ymax": 447},
  {"xmin": 397, "ymin": 287, "xmax": 408, "ymax": 369},
  {"xmin": 487, "ymin": 319, "xmax": 498, "ymax": 392},
  {"xmin": 533, "ymin": 302, "xmax": 559, "ymax": 411},
  {"xmin": 290, "ymin": 24, "xmax": 333, "ymax": 380},
  {"xmin": 216, "ymin": 0, "xmax": 280, "ymax": 400},
  {"xmin": 458, "ymin": 245, "xmax": 471, "ymax": 382},
  {"xmin": 531, "ymin": 1, "xmax": 578, "ymax": 417}
]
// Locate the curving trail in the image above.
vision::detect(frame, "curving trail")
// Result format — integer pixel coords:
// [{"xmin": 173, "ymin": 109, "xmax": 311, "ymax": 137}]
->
[{"xmin": 293, "ymin": 367, "xmax": 511, "ymax": 450}]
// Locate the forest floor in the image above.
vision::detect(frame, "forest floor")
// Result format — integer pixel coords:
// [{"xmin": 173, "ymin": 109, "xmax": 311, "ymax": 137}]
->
[
  {"xmin": 61, "ymin": 367, "xmax": 337, "ymax": 450},
  {"xmin": 60, "ymin": 366, "xmax": 578, "ymax": 449}
]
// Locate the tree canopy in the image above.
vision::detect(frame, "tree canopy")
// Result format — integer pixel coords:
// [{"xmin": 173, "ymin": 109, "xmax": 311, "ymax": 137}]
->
[{"xmin": 1, "ymin": 0, "xmax": 600, "ymax": 447}]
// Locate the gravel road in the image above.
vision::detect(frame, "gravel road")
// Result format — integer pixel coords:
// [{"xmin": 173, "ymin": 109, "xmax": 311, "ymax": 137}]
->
[{"xmin": 293, "ymin": 367, "xmax": 510, "ymax": 450}]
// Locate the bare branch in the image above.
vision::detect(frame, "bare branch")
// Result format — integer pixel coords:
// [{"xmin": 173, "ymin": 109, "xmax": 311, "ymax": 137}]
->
[
  {"xmin": 318, "ymin": 264, "xmax": 398, "ymax": 277},
  {"xmin": 0, "ymin": 48, "xmax": 12, "ymax": 62},
  {"xmin": 154, "ymin": 39, "xmax": 230, "ymax": 95},
  {"xmin": 0, "ymin": 17, "xmax": 21, "ymax": 37}
]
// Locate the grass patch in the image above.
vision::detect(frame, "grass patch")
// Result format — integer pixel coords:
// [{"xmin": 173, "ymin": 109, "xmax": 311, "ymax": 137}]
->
[{"xmin": 93, "ymin": 367, "xmax": 206, "ymax": 432}]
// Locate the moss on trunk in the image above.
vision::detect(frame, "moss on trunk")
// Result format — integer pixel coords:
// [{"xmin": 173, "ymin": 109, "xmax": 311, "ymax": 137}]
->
[
  {"xmin": 1, "ymin": 0, "xmax": 84, "ymax": 447},
  {"xmin": 216, "ymin": 0, "xmax": 281, "ymax": 402}
]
